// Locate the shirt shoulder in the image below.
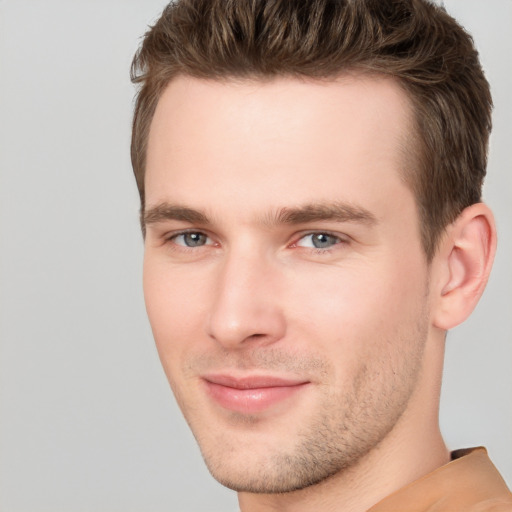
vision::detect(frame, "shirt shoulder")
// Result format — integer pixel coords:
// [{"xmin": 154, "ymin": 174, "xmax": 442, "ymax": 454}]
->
[
  {"xmin": 467, "ymin": 497, "xmax": 512, "ymax": 512},
  {"xmin": 369, "ymin": 448, "xmax": 512, "ymax": 512}
]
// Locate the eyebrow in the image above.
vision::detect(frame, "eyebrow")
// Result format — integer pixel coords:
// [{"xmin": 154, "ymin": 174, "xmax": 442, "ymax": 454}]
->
[
  {"xmin": 142, "ymin": 201, "xmax": 377, "ymax": 229},
  {"xmin": 143, "ymin": 204, "xmax": 209, "ymax": 226},
  {"xmin": 270, "ymin": 202, "xmax": 377, "ymax": 226}
]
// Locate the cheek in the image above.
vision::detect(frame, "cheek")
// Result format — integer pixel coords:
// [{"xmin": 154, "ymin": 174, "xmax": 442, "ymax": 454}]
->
[
  {"xmin": 286, "ymin": 257, "xmax": 428, "ymax": 357},
  {"xmin": 290, "ymin": 266, "xmax": 429, "ymax": 412},
  {"xmin": 143, "ymin": 256, "xmax": 210, "ymax": 368}
]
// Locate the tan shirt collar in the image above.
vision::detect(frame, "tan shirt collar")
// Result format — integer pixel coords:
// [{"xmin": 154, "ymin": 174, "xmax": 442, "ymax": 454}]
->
[{"xmin": 368, "ymin": 448, "xmax": 512, "ymax": 512}]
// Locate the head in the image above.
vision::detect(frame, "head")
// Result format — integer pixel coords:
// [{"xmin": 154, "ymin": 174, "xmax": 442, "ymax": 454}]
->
[{"xmin": 131, "ymin": 0, "xmax": 496, "ymax": 501}]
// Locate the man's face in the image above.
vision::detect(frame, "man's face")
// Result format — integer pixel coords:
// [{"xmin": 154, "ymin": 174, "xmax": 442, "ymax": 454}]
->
[{"xmin": 143, "ymin": 75, "xmax": 433, "ymax": 492}]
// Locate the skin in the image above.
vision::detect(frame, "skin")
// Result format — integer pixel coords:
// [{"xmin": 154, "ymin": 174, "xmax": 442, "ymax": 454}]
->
[{"xmin": 142, "ymin": 75, "xmax": 495, "ymax": 512}]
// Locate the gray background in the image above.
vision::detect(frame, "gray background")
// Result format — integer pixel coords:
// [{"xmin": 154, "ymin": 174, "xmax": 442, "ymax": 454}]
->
[{"xmin": 0, "ymin": 1, "xmax": 510, "ymax": 511}]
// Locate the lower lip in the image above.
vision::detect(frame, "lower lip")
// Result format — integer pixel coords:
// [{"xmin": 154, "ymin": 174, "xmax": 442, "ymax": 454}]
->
[{"xmin": 204, "ymin": 381, "xmax": 309, "ymax": 414}]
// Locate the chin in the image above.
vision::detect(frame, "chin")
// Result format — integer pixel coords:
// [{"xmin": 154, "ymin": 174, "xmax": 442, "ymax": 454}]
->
[{"xmin": 194, "ymin": 421, "xmax": 377, "ymax": 494}]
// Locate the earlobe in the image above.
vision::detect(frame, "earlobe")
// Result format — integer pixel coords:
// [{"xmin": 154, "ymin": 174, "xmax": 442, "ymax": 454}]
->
[{"xmin": 432, "ymin": 203, "xmax": 496, "ymax": 331}]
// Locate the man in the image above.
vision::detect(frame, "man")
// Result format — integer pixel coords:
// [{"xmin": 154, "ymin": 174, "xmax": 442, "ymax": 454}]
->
[{"xmin": 130, "ymin": 0, "xmax": 512, "ymax": 510}]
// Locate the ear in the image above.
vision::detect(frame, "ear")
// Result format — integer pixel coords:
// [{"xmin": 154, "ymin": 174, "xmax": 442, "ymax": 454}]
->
[{"xmin": 432, "ymin": 203, "xmax": 497, "ymax": 331}]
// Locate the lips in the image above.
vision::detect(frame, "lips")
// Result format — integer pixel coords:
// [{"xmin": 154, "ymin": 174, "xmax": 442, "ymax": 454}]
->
[{"xmin": 202, "ymin": 374, "xmax": 310, "ymax": 414}]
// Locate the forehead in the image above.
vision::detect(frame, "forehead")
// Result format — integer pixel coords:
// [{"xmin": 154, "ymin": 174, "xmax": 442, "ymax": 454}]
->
[{"xmin": 145, "ymin": 74, "xmax": 415, "ymax": 221}]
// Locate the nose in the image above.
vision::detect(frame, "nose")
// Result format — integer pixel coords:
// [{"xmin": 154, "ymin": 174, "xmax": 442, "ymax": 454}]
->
[{"xmin": 206, "ymin": 248, "xmax": 286, "ymax": 350}]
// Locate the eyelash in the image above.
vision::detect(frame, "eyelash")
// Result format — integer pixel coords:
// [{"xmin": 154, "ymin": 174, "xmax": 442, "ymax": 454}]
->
[
  {"xmin": 166, "ymin": 230, "xmax": 215, "ymax": 250},
  {"xmin": 292, "ymin": 232, "xmax": 346, "ymax": 252},
  {"xmin": 163, "ymin": 230, "xmax": 348, "ymax": 255}
]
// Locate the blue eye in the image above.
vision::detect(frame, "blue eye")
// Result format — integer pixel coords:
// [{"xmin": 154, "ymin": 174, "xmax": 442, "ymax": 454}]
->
[
  {"xmin": 173, "ymin": 232, "xmax": 209, "ymax": 247},
  {"xmin": 296, "ymin": 233, "xmax": 341, "ymax": 249}
]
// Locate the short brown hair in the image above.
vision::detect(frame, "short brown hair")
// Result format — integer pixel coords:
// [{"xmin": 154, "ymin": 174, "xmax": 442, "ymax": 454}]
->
[{"xmin": 131, "ymin": 0, "xmax": 492, "ymax": 259}]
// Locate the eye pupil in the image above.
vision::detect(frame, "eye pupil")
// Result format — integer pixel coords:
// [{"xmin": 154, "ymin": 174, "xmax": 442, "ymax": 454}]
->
[
  {"xmin": 312, "ymin": 233, "xmax": 335, "ymax": 249},
  {"xmin": 184, "ymin": 232, "xmax": 206, "ymax": 247}
]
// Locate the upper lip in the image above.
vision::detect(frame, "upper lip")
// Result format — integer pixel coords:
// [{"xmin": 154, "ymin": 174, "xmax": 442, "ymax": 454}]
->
[{"xmin": 203, "ymin": 374, "xmax": 310, "ymax": 389}]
